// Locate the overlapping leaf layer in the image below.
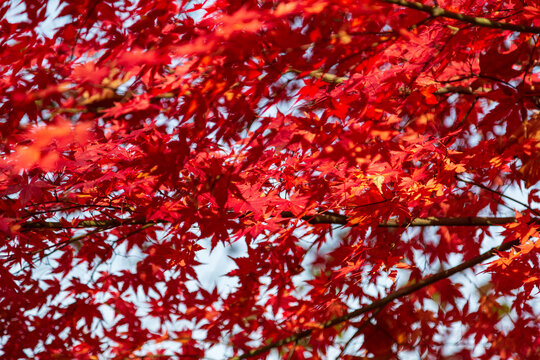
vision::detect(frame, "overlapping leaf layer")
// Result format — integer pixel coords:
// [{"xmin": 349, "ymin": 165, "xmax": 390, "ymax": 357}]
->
[{"xmin": 0, "ymin": 1, "xmax": 539, "ymax": 359}]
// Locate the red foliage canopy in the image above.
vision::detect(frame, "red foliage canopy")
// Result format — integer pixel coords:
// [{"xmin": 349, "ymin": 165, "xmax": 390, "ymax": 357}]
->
[{"xmin": 1, "ymin": 0, "xmax": 539, "ymax": 359}]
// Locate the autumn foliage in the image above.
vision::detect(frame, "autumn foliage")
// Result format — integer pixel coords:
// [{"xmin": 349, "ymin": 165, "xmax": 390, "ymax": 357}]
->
[{"xmin": 1, "ymin": 0, "xmax": 540, "ymax": 359}]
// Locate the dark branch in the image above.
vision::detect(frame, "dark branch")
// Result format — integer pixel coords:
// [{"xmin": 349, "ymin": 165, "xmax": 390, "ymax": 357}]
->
[
  {"xmin": 289, "ymin": 68, "xmax": 347, "ymax": 84},
  {"xmin": 21, "ymin": 214, "xmax": 538, "ymax": 230},
  {"xmin": 21, "ymin": 218, "xmax": 162, "ymax": 230},
  {"xmin": 280, "ymin": 211, "xmax": 535, "ymax": 227},
  {"xmin": 380, "ymin": 0, "xmax": 540, "ymax": 34},
  {"xmin": 229, "ymin": 237, "xmax": 522, "ymax": 359}
]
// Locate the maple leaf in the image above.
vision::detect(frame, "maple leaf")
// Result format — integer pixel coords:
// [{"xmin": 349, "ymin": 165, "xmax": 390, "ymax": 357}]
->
[{"xmin": 1, "ymin": 1, "xmax": 540, "ymax": 359}]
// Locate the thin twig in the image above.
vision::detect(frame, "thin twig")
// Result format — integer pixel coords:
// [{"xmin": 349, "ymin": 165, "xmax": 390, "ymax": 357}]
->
[
  {"xmin": 69, "ymin": 0, "xmax": 100, "ymax": 61},
  {"xmin": 456, "ymin": 176, "xmax": 540, "ymax": 216},
  {"xmin": 1, "ymin": 226, "xmax": 111, "ymax": 265},
  {"xmin": 286, "ymin": 340, "xmax": 298, "ymax": 360},
  {"xmin": 337, "ymin": 306, "xmax": 386, "ymax": 358}
]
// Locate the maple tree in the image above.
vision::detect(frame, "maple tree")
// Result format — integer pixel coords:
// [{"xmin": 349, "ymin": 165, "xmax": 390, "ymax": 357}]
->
[{"xmin": 1, "ymin": 0, "xmax": 540, "ymax": 358}]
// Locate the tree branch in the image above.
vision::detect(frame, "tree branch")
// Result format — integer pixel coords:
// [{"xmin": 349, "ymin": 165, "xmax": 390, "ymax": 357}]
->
[
  {"xmin": 289, "ymin": 69, "xmax": 347, "ymax": 84},
  {"xmin": 380, "ymin": 0, "xmax": 540, "ymax": 34},
  {"xmin": 21, "ymin": 218, "xmax": 162, "ymax": 230},
  {"xmin": 21, "ymin": 214, "xmax": 538, "ymax": 230},
  {"xmin": 229, "ymin": 237, "xmax": 522, "ymax": 359},
  {"xmin": 434, "ymin": 85, "xmax": 479, "ymax": 95},
  {"xmin": 279, "ymin": 211, "xmax": 536, "ymax": 227},
  {"xmin": 2, "ymin": 222, "xmax": 157, "ymax": 264}
]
